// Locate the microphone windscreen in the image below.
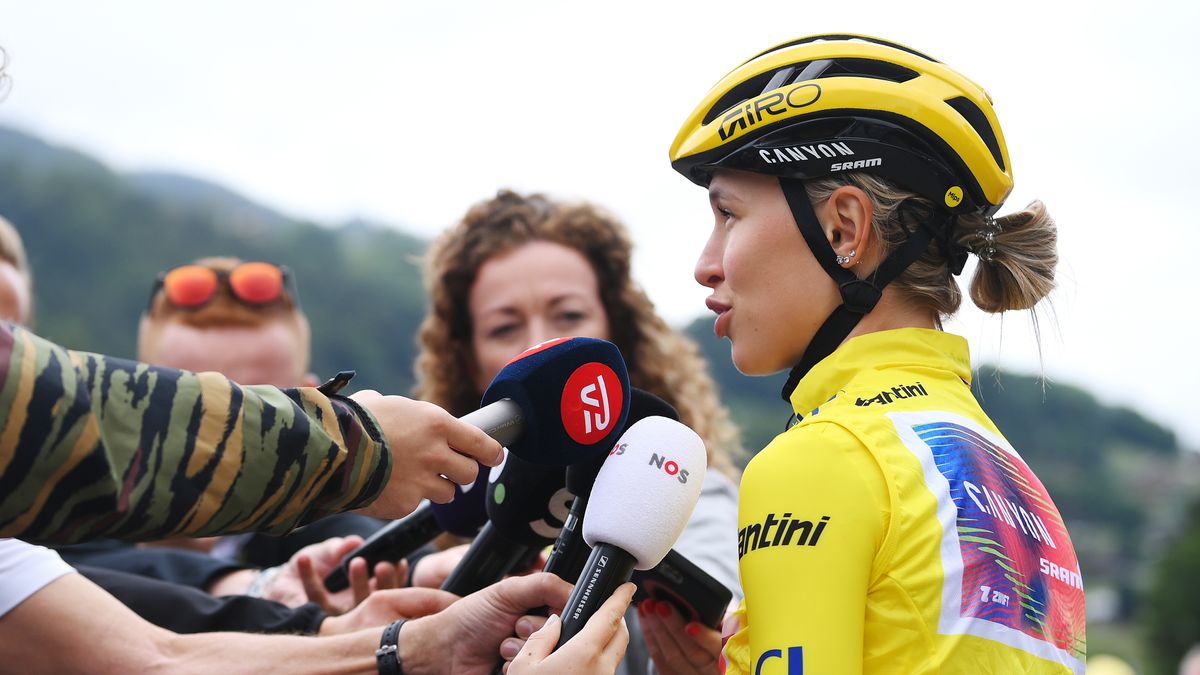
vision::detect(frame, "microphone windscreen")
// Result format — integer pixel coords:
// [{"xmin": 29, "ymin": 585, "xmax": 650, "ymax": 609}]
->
[
  {"xmin": 583, "ymin": 416, "xmax": 706, "ymax": 570},
  {"xmin": 566, "ymin": 388, "xmax": 679, "ymax": 496},
  {"xmin": 481, "ymin": 337, "xmax": 630, "ymax": 466},
  {"xmin": 429, "ymin": 468, "xmax": 490, "ymax": 537},
  {"xmin": 486, "ymin": 450, "xmax": 572, "ymax": 547}
]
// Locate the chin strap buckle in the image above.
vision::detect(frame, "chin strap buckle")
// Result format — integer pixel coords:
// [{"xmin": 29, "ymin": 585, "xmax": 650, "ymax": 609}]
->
[{"xmin": 838, "ymin": 279, "xmax": 882, "ymax": 315}]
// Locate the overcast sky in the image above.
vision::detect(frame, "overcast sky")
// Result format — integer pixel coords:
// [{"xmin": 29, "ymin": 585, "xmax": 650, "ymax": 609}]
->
[{"xmin": 2, "ymin": 0, "xmax": 1198, "ymax": 448}]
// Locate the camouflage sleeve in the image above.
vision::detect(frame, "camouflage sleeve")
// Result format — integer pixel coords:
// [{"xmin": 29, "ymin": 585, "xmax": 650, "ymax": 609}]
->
[{"xmin": 0, "ymin": 323, "xmax": 392, "ymax": 544}]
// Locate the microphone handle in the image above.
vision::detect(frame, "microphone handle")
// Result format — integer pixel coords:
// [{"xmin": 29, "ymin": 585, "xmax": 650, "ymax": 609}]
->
[
  {"xmin": 556, "ymin": 543, "xmax": 637, "ymax": 648},
  {"xmin": 324, "ymin": 503, "xmax": 443, "ymax": 591},
  {"xmin": 440, "ymin": 522, "xmax": 532, "ymax": 597},
  {"xmin": 460, "ymin": 398, "xmax": 525, "ymax": 448},
  {"xmin": 543, "ymin": 496, "xmax": 592, "ymax": 582}
]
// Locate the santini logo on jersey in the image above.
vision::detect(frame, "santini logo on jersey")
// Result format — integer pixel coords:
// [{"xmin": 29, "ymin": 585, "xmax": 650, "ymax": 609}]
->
[
  {"xmin": 738, "ymin": 513, "xmax": 830, "ymax": 559},
  {"xmin": 855, "ymin": 382, "xmax": 928, "ymax": 406}
]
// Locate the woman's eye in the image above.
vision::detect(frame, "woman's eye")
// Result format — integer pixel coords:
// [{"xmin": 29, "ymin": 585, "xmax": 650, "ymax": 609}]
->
[
  {"xmin": 487, "ymin": 324, "xmax": 517, "ymax": 338},
  {"xmin": 557, "ymin": 311, "xmax": 585, "ymax": 324}
]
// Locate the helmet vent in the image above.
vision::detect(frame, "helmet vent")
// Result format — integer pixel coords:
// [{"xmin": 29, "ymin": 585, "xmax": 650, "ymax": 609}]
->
[
  {"xmin": 701, "ymin": 58, "xmax": 919, "ymax": 127},
  {"xmin": 944, "ymin": 96, "xmax": 1006, "ymax": 172}
]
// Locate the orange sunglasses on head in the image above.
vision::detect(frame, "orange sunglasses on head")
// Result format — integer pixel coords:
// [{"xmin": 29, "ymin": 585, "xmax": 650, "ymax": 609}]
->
[{"xmin": 148, "ymin": 261, "xmax": 299, "ymax": 312}]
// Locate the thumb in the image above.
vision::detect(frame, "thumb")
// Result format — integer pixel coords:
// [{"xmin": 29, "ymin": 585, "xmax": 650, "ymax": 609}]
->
[{"xmin": 515, "ymin": 613, "xmax": 561, "ymax": 664}]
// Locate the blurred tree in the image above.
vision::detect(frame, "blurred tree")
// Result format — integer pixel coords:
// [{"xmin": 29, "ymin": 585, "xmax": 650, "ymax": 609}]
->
[{"xmin": 1143, "ymin": 498, "xmax": 1200, "ymax": 675}]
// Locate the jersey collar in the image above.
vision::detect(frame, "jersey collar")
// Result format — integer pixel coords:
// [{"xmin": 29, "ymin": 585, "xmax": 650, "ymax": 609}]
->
[{"xmin": 787, "ymin": 328, "xmax": 972, "ymax": 416}]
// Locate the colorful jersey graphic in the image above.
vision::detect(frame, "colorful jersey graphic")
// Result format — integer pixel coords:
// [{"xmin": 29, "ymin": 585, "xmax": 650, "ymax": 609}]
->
[{"xmin": 892, "ymin": 411, "xmax": 1087, "ymax": 667}]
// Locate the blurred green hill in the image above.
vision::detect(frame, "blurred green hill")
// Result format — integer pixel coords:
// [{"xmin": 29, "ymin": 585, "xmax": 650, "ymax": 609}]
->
[{"xmin": 2, "ymin": 124, "xmax": 1196, "ymax": 669}]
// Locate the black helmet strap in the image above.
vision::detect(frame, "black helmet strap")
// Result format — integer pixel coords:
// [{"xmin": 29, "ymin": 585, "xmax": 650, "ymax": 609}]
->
[{"xmin": 777, "ymin": 176, "xmax": 935, "ymax": 402}]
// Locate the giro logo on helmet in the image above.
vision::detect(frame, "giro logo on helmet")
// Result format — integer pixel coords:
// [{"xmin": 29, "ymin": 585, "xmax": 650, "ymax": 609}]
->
[{"xmin": 718, "ymin": 83, "xmax": 822, "ymax": 141}]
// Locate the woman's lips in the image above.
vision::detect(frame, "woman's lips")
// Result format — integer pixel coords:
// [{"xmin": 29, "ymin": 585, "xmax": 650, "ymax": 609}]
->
[{"xmin": 705, "ymin": 298, "xmax": 731, "ymax": 338}]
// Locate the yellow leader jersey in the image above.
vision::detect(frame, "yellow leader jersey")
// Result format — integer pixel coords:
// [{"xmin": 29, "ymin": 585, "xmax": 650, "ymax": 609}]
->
[{"xmin": 721, "ymin": 329, "xmax": 1086, "ymax": 675}]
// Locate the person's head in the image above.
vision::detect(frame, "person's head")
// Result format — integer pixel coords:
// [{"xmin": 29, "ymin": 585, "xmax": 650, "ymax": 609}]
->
[
  {"xmin": 671, "ymin": 34, "xmax": 1056, "ymax": 378},
  {"xmin": 0, "ymin": 214, "xmax": 33, "ymax": 326},
  {"xmin": 138, "ymin": 257, "xmax": 315, "ymax": 387},
  {"xmin": 416, "ymin": 189, "xmax": 741, "ymax": 475},
  {"xmin": 1181, "ymin": 644, "xmax": 1200, "ymax": 675}
]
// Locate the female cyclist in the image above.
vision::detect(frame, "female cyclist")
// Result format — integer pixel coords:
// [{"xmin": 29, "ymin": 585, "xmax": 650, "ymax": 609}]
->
[{"xmin": 669, "ymin": 34, "xmax": 1086, "ymax": 674}]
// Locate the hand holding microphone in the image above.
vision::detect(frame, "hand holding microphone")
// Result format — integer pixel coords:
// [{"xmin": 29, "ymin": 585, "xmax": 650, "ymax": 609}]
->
[
  {"xmin": 328, "ymin": 337, "xmax": 630, "ymax": 591},
  {"xmin": 556, "ymin": 416, "xmax": 706, "ymax": 648},
  {"xmin": 352, "ymin": 392, "xmax": 504, "ymax": 519}
]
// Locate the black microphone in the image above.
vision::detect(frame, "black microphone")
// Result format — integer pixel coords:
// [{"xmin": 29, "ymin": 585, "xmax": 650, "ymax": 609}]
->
[
  {"xmin": 556, "ymin": 416, "xmax": 706, "ymax": 648},
  {"xmin": 323, "ymin": 466, "xmax": 490, "ymax": 592},
  {"xmin": 440, "ymin": 451, "xmax": 571, "ymax": 596},
  {"xmin": 544, "ymin": 389, "xmax": 679, "ymax": 582},
  {"xmin": 323, "ymin": 336, "xmax": 629, "ymax": 592}
]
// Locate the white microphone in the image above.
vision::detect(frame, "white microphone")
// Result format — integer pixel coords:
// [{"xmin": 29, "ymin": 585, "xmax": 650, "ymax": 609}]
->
[{"xmin": 555, "ymin": 416, "xmax": 706, "ymax": 647}]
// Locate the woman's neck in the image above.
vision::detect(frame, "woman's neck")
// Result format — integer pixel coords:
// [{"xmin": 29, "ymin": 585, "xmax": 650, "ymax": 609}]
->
[{"xmin": 844, "ymin": 286, "xmax": 938, "ymax": 343}]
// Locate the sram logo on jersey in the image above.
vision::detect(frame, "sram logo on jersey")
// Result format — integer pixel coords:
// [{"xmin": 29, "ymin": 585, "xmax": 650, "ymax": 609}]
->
[
  {"xmin": 754, "ymin": 646, "xmax": 804, "ymax": 674},
  {"xmin": 718, "ymin": 83, "xmax": 821, "ymax": 141},
  {"xmin": 855, "ymin": 382, "xmax": 927, "ymax": 406},
  {"xmin": 609, "ymin": 443, "xmax": 691, "ymax": 484},
  {"xmin": 561, "ymin": 362, "xmax": 624, "ymax": 445},
  {"xmin": 738, "ymin": 513, "xmax": 830, "ymax": 559}
]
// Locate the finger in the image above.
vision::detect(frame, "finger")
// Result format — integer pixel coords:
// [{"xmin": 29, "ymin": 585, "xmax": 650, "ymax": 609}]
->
[
  {"xmin": 444, "ymin": 417, "xmax": 504, "ymax": 467},
  {"xmin": 425, "ymin": 476, "xmax": 457, "ymax": 505},
  {"xmin": 598, "ymin": 615, "xmax": 631, "ymax": 671},
  {"xmin": 373, "ymin": 561, "xmax": 399, "ymax": 591},
  {"xmin": 564, "ymin": 582, "xmax": 636, "ymax": 653},
  {"xmin": 511, "ymin": 613, "xmax": 561, "ymax": 666},
  {"xmin": 349, "ymin": 556, "xmax": 371, "ymax": 606},
  {"xmin": 395, "ymin": 559, "xmax": 410, "ymax": 588},
  {"xmin": 514, "ymin": 614, "xmax": 548, "ymax": 639},
  {"xmin": 683, "ymin": 622, "xmax": 724, "ymax": 667},
  {"xmin": 499, "ymin": 637, "xmax": 524, "ymax": 661},
  {"xmin": 349, "ymin": 389, "xmax": 383, "ymax": 402},
  {"xmin": 296, "ymin": 554, "xmax": 331, "ymax": 611},
  {"xmin": 491, "ymin": 573, "xmax": 573, "ymax": 616},
  {"xmin": 332, "ymin": 535, "xmax": 364, "ymax": 561},
  {"xmin": 641, "ymin": 605, "xmax": 692, "ymax": 673},
  {"xmin": 437, "ymin": 449, "xmax": 479, "ymax": 487}
]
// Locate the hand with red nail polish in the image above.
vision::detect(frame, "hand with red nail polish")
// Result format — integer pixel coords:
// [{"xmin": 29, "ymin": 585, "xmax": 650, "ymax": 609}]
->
[{"xmin": 637, "ymin": 598, "xmax": 722, "ymax": 675}]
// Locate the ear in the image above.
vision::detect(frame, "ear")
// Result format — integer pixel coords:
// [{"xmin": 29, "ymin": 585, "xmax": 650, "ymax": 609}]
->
[{"xmin": 817, "ymin": 185, "xmax": 874, "ymax": 269}]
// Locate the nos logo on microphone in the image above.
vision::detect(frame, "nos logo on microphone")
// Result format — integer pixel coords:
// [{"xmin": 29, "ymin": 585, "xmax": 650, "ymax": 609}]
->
[
  {"xmin": 610, "ymin": 444, "xmax": 691, "ymax": 484},
  {"xmin": 562, "ymin": 362, "xmax": 624, "ymax": 445}
]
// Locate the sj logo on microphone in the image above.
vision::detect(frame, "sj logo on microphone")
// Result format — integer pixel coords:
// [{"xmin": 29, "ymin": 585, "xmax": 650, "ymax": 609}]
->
[{"xmin": 562, "ymin": 362, "xmax": 624, "ymax": 445}]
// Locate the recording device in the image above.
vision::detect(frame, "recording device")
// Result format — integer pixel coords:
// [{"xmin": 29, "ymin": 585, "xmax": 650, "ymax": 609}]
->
[
  {"xmin": 544, "ymin": 389, "xmax": 679, "ymax": 582},
  {"xmin": 631, "ymin": 548, "xmax": 733, "ymax": 629},
  {"xmin": 323, "ymin": 336, "xmax": 629, "ymax": 591},
  {"xmin": 555, "ymin": 416, "xmax": 706, "ymax": 648},
  {"xmin": 440, "ymin": 451, "xmax": 571, "ymax": 596}
]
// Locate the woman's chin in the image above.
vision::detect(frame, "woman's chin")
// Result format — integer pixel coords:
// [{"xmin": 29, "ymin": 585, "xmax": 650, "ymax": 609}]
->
[{"xmin": 730, "ymin": 344, "xmax": 787, "ymax": 377}]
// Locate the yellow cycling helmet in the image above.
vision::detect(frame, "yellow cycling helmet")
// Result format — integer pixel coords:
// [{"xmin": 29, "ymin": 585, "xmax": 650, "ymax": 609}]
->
[{"xmin": 670, "ymin": 33, "xmax": 1012, "ymax": 216}]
